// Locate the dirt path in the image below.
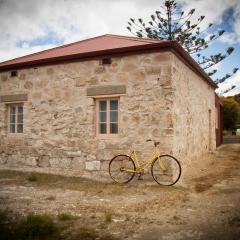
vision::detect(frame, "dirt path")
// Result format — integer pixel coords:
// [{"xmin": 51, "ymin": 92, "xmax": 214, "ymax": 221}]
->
[{"xmin": 0, "ymin": 144, "xmax": 239, "ymax": 240}]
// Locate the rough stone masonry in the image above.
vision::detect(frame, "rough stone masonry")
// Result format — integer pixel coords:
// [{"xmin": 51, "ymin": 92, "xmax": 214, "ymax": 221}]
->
[{"xmin": 0, "ymin": 51, "xmax": 216, "ymax": 181}]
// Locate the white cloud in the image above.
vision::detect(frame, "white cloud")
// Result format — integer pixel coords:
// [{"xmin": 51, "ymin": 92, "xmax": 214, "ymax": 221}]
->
[
  {"xmin": 0, "ymin": 44, "xmax": 57, "ymax": 63},
  {"xmin": 217, "ymin": 70, "xmax": 240, "ymax": 96},
  {"xmin": 233, "ymin": 2, "xmax": 240, "ymax": 39},
  {"xmin": 220, "ymin": 32, "xmax": 239, "ymax": 44},
  {"xmin": 0, "ymin": 0, "xmax": 163, "ymax": 62},
  {"xmin": 179, "ymin": 0, "xmax": 238, "ymax": 25},
  {"xmin": 0, "ymin": 0, "xmax": 239, "ymax": 94}
]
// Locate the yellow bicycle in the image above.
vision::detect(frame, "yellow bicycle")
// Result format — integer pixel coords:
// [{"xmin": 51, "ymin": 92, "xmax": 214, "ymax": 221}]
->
[{"xmin": 109, "ymin": 139, "xmax": 181, "ymax": 186}]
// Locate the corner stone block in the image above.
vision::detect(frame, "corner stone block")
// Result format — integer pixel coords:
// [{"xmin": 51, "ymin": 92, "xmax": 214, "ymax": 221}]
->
[
  {"xmin": 25, "ymin": 157, "xmax": 38, "ymax": 167},
  {"xmin": 85, "ymin": 161, "xmax": 100, "ymax": 171},
  {"xmin": 66, "ymin": 151, "xmax": 82, "ymax": 157},
  {"xmin": 37, "ymin": 155, "xmax": 50, "ymax": 167}
]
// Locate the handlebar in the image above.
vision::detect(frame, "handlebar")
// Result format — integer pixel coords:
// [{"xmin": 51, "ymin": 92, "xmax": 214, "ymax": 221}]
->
[{"xmin": 146, "ymin": 139, "xmax": 160, "ymax": 147}]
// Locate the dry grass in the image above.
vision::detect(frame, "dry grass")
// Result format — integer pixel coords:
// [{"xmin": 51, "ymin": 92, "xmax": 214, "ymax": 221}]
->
[
  {"xmin": 104, "ymin": 211, "xmax": 113, "ymax": 223},
  {"xmin": 0, "ymin": 169, "xmax": 148, "ymax": 196},
  {"xmin": 58, "ymin": 212, "xmax": 73, "ymax": 221}
]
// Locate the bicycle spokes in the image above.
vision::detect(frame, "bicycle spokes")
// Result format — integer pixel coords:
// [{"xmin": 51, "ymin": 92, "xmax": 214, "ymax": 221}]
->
[
  {"xmin": 157, "ymin": 158, "xmax": 167, "ymax": 171},
  {"xmin": 109, "ymin": 155, "xmax": 136, "ymax": 184},
  {"xmin": 151, "ymin": 155, "xmax": 181, "ymax": 186}
]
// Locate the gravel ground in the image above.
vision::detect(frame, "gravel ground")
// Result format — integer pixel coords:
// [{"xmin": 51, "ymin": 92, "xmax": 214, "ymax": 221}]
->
[{"xmin": 0, "ymin": 144, "xmax": 239, "ymax": 240}]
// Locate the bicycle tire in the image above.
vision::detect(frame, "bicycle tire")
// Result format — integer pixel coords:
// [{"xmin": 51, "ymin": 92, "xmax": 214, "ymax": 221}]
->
[
  {"xmin": 151, "ymin": 154, "xmax": 181, "ymax": 186},
  {"xmin": 109, "ymin": 154, "xmax": 136, "ymax": 184}
]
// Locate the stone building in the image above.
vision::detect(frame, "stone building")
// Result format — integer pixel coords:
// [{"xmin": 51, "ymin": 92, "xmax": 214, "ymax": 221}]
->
[{"xmin": 0, "ymin": 35, "xmax": 219, "ymax": 179}]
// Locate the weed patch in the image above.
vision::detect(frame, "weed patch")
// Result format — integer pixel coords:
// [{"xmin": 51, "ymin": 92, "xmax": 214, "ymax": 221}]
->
[
  {"xmin": 0, "ymin": 210, "xmax": 17, "ymax": 240},
  {"xmin": 58, "ymin": 212, "xmax": 73, "ymax": 221},
  {"xmin": 16, "ymin": 214, "xmax": 59, "ymax": 240},
  {"xmin": 105, "ymin": 211, "xmax": 113, "ymax": 223},
  {"xmin": 27, "ymin": 174, "xmax": 38, "ymax": 182}
]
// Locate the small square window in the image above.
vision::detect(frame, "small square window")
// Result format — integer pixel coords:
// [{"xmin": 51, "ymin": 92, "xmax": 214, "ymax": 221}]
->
[
  {"xmin": 10, "ymin": 71, "xmax": 18, "ymax": 77},
  {"xmin": 100, "ymin": 58, "xmax": 112, "ymax": 65},
  {"xmin": 8, "ymin": 104, "xmax": 24, "ymax": 133}
]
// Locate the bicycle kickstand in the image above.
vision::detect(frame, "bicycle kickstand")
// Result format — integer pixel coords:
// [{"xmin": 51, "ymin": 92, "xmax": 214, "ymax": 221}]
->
[{"xmin": 137, "ymin": 171, "xmax": 144, "ymax": 180}]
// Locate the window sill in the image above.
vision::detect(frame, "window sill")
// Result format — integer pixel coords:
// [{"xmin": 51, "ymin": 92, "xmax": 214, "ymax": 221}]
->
[
  {"xmin": 96, "ymin": 134, "xmax": 119, "ymax": 140},
  {"xmin": 7, "ymin": 133, "xmax": 26, "ymax": 138}
]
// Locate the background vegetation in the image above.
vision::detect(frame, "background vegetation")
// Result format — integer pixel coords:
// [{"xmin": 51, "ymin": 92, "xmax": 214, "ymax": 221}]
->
[{"xmin": 221, "ymin": 93, "xmax": 240, "ymax": 131}]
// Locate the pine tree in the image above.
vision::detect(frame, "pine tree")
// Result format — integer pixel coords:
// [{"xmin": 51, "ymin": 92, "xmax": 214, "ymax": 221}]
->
[{"xmin": 127, "ymin": 0, "xmax": 238, "ymax": 92}]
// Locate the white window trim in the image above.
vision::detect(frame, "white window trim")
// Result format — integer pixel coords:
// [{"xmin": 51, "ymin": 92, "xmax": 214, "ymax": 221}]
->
[
  {"xmin": 95, "ymin": 97, "xmax": 119, "ymax": 139},
  {"xmin": 7, "ymin": 103, "xmax": 24, "ymax": 134}
]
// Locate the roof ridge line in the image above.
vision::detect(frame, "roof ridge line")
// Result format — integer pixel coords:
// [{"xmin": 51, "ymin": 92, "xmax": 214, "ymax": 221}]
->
[
  {"xmin": 106, "ymin": 34, "xmax": 162, "ymax": 43},
  {"xmin": 0, "ymin": 34, "xmax": 110, "ymax": 65}
]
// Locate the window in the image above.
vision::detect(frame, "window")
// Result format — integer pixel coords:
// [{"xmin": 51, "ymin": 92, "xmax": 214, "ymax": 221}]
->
[
  {"xmin": 8, "ymin": 104, "xmax": 24, "ymax": 133},
  {"xmin": 96, "ymin": 99, "xmax": 119, "ymax": 136},
  {"xmin": 10, "ymin": 70, "xmax": 18, "ymax": 77},
  {"xmin": 100, "ymin": 58, "xmax": 112, "ymax": 65}
]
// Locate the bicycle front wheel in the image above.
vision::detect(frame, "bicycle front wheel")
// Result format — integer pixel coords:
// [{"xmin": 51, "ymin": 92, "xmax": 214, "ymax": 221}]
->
[
  {"xmin": 109, "ymin": 155, "xmax": 136, "ymax": 184},
  {"xmin": 151, "ymin": 155, "xmax": 181, "ymax": 186}
]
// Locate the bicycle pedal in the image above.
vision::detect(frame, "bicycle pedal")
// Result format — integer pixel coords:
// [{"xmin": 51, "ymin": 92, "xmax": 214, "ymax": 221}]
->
[{"xmin": 137, "ymin": 176, "xmax": 144, "ymax": 180}]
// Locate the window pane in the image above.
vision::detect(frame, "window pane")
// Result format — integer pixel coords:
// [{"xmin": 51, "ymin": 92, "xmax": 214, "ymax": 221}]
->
[
  {"xmin": 110, "ymin": 123, "xmax": 118, "ymax": 134},
  {"xmin": 10, "ymin": 124, "xmax": 15, "ymax": 133},
  {"xmin": 99, "ymin": 123, "xmax": 107, "ymax": 134},
  {"xmin": 99, "ymin": 111, "xmax": 106, "ymax": 123},
  {"xmin": 110, "ymin": 100, "xmax": 118, "ymax": 110},
  {"xmin": 110, "ymin": 111, "xmax": 118, "ymax": 122},
  {"xmin": 17, "ymin": 124, "xmax": 23, "ymax": 133},
  {"xmin": 18, "ymin": 106, "xmax": 23, "ymax": 115},
  {"xmin": 10, "ymin": 114, "xmax": 15, "ymax": 124},
  {"xmin": 99, "ymin": 101, "xmax": 107, "ymax": 111},
  {"xmin": 10, "ymin": 106, "xmax": 16, "ymax": 115},
  {"xmin": 18, "ymin": 113, "xmax": 23, "ymax": 124}
]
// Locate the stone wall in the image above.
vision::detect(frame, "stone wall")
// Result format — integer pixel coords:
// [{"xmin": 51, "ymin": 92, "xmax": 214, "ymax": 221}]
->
[
  {"xmin": 0, "ymin": 51, "xmax": 177, "ymax": 179},
  {"xmin": 171, "ymin": 54, "xmax": 216, "ymax": 175}
]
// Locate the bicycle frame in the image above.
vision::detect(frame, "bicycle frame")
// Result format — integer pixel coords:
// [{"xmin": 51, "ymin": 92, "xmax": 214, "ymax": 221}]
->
[{"xmin": 126, "ymin": 146, "xmax": 167, "ymax": 173}]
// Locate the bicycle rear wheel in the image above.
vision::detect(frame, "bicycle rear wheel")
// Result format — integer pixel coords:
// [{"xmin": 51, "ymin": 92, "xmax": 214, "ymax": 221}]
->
[
  {"xmin": 109, "ymin": 155, "xmax": 136, "ymax": 184},
  {"xmin": 151, "ymin": 155, "xmax": 181, "ymax": 186}
]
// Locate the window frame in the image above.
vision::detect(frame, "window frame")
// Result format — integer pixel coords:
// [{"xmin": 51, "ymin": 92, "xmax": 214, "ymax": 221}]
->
[
  {"xmin": 95, "ymin": 97, "xmax": 119, "ymax": 139},
  {"xmin": 7, "ymin": 103, "xmax": 24, "ymax": 134}
]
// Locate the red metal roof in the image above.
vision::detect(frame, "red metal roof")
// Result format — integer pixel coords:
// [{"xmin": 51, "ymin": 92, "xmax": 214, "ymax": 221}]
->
[
  {"xmin": 0, "ymin": 34, "xmax": 217, "ymax": 88},
  {"xmin": 0, "ymin": 35, "xmax": 161, "ymax": 67}
]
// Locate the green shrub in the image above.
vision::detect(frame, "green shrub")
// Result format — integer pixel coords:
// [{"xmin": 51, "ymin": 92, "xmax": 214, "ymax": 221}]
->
[
  {"xmin": 16, "ymin": 214, "xmax": 59, "ymax": 240},
  {"xmin": 27, "ymin": 174, "xmax": 38, "ymax": 182},
  {"xmin": 58, "ymin": 212, "xmax": 73, "ymax": 221},
  {"xmin": 0, "ymin": 210, "xmax": 17, "ymax": 240}
]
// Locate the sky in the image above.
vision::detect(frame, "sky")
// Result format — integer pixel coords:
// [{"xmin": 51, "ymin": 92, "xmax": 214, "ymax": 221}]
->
[{"xmin": 0, "ymin": 0, "xmax": 239, "ymax": 96}]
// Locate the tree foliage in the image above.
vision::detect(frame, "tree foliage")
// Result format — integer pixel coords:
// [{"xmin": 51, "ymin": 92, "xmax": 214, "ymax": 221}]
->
[
  {"xmin": 221, "ymin": 97, "xmax": 240, "ymax": 130},
  {"xmin": 127, "ymin": 0, "xmax": 238, "ymax": 91},
  {"xmin": 233, "ymin": 93, "xmax": 240, "ymax": 104}
]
